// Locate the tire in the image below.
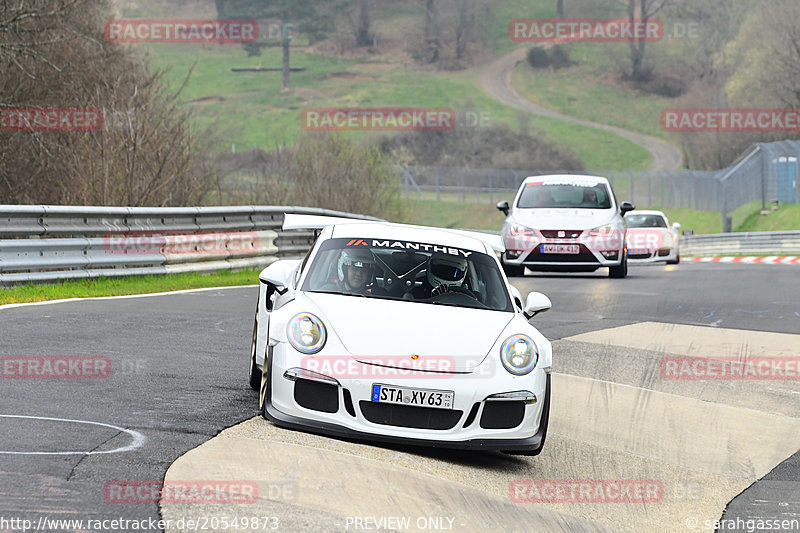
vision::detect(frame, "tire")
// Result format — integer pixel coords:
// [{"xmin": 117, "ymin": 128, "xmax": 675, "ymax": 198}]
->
[
  {"xmin": 667, "ymin": 252, "xmax": 680, "ymax": 265},
  {"xmin": 248, "ymin": 301, "xmax": 261, "ymax": 391},
  {"xmin": 504, "ymin": 381, "xmax": 550, "ymax": 456},
  {"xmin": 609, "ymin": 250, "xmax": 628, "ymax": 278},
  {"xmin": 502, "ymin": 261, "xmax": 525, "ymax": 277}
]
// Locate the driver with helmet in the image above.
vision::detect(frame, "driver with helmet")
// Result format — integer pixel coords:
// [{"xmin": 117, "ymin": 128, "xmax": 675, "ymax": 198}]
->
[
  {"xmin": 329, "ymin": 248, "xmax": 386, "ymax": 295},
  {"xmin": 410, "ymin": 253, "xmax": 473, "ymax": 299}
]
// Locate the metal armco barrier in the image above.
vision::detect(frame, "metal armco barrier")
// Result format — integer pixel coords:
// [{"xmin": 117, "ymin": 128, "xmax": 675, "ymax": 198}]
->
[
  {"xmin": 0, "ymin": 206, "xmax": 381, "ymax": 285},
  {"xmin": 681, "ymin": 231, "xmax": 800, "ymax": 257}
]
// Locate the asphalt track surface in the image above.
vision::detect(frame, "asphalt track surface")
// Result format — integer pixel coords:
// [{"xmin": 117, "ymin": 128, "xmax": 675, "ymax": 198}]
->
[{"xmin": 1, "ymin": 262, "xmax": 799, "ymax": 532}]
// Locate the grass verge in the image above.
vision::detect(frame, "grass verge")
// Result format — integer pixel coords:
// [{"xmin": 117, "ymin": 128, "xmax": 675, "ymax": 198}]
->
[{"xmin": 0, "ymin": 269, "xmax": 260, "ymax": 306}]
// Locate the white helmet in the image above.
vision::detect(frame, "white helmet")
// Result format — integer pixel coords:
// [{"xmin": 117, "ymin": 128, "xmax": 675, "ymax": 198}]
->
[
  {"xmin": 427, "ymin": 253, "xmax": 468, "ymax": 289},
  {"xmin": 337, "ymin": 248, "xmax": 375, "ymax": 283}
]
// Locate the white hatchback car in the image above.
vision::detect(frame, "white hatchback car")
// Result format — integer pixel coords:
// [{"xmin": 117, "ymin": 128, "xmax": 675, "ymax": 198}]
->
[
  {"xmin": 497, "ymin": 175, "xmax": 635, "ymax": 278},
  {"xmin": 624, "ymin": 210, "xmax": 681, "ymax": 264},
  {"xmin": 249, "ymin": 215, "xmax": 553, "ymax": 455}
]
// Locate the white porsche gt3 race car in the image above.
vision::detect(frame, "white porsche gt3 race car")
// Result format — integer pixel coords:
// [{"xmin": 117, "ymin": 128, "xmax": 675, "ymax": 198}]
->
[
  {"xmin": 497, "ymin": 175, "xmax": 635, "ymax": 278},
  {"xmin": 624, "ymin": 210, "xmax": 681, "ymax": 265},
  {"xmin": 248, "ymin": 215, "xmax": 553, "ymax": 455}
]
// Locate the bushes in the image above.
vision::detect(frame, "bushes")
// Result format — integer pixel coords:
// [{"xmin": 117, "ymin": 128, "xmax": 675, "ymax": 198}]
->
[
  {"xmin": 215, "ymin": 133, "xmax": 403, "ymax": 219},
  {"xmin": 377, "ymin": 123, "xmax": 585, "ymax": 171},
  {"xmin": 526, "ymin": 45, "xmax": 573, "ymax": 70}
]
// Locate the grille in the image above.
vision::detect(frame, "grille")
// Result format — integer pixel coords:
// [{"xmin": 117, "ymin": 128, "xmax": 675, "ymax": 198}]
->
[
  {"xmin": 359, "ymin": 401, "xmax": 462, "ymax": 430},
  {"xmin": 479, "ymin": 401, "xmax": 525, "ymax": 429},
  {"xmin": 294, "ymin": 379, "xmax": 339, "ymax": 413},
  {"xmin": 540, "ymin": 230, "xmax": 583, "ymax": 239}
]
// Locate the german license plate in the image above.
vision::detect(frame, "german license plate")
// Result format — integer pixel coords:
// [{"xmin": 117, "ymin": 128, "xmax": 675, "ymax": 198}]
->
[
  {"xmin": 629, "ymin": 249, "xmax": 649, "ymax": 255},
  {"xmin": 371, "ymin": 384, "xmax": 454, "ymax": 410},
  {"xmin": 541, "ymin": 244, "xmax": 579, "ymax": 254}
]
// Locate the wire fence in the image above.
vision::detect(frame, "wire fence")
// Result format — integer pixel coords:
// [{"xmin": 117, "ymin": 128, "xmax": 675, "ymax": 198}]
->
[{"xmin": 401, "ymin": 141, "xmax": 800, "ymax": 230}]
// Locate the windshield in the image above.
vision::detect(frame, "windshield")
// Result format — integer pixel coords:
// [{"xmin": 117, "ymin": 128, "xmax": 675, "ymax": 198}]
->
[
  {"xmin": 626, "ymin": 214, "xmax": 668, "ymax": 228},
  {"xmin": 517, "ymin": 181, "xmax": 612, "ymax": 209},
  {"xmin": 301, "ymin": 237, "xmax": 513, "ymax": 312}
]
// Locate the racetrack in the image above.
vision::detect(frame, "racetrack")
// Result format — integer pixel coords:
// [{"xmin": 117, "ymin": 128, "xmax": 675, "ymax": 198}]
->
[{"xmin": 2, "ymin": 263, "xmax": 799, "ymax": 532}]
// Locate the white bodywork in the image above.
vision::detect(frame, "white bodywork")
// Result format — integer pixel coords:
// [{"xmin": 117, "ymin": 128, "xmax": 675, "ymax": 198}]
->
[
  {"xmin": 250, "ymin": 218, "xmax": 552, "ymax": 453},
  {"xmin": 624, "ymin": 210, "xmax": 681, "ymax": 264},
  {"xmin": 499, "ymin": 175, "xmax": 630, "ymax": 273}
]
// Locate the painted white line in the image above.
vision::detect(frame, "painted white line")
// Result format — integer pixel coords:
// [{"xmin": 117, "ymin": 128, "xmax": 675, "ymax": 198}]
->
[
  {"xmin": 0, "ymin": 414, "xmax": 146, "ymax": 455},
  {"xmin": 0, "ymin": 284, "xmax": 258, "ymax": 311}
]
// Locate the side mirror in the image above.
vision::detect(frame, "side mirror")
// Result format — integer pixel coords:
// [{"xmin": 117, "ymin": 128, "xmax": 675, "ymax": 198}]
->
[
  {"xmin": 259, "ymin": 260, "xmax": 302, "ymax": 292},
  {"xmin": 523, "ymin": 292, "xmax": 551, "ymax": 319},
  {"xmin": 620, "ymin": 202, "xmax": 635, "ymax": 215},
  {"xmin": 497, "ymin": 201, "xmax": 510, "ymax": 216},
  {"xmin": 672, "ymin": 222, "xmax": 681, "ymax": 230}
]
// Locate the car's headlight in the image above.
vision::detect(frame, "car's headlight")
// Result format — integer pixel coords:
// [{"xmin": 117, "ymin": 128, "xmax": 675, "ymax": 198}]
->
[
  {"xmin": 287, "ymin": 313, "xmax": 327, "ymax": 354},
  {"xmin": 500, "ymin": 334, "xmax": 538, "ymax": 376},
  {"xmin": 509, "ymin": 224, "xmax": 535, "ymax": 236},
  {"xmin": 589, "ymin": 224, "xmax": 615, "ymax": 236}
]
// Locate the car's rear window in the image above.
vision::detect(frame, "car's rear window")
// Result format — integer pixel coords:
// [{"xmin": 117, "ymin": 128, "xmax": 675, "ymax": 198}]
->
[{"xmin": 517, "ymin": 181, "xmax": 612, "ymax": 209}]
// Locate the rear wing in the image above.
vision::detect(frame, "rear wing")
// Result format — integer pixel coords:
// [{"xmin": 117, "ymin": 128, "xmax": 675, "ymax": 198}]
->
[{"xmin": 282, "ymin": 214, "xmax": 505, "ymax": 253}]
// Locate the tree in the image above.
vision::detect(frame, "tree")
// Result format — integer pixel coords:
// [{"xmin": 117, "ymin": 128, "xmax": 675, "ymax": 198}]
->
[
  {"xmin": 623, "ymin": 0, "xmax": 672, "ymax": 81},
  {"xmin": 354, "ymin": 0, "xmax": 373, "ymax": 47},
  {"xmin": 0, "ymin": 0, "xmax": 214, "ymax": 205},
  {"xmin": 215, "ymin": 0, "xmax": 334, "ymax": 91},
  {"xmin": 724, "ymin": 1, "xmax": 800, "ymax": 108}
]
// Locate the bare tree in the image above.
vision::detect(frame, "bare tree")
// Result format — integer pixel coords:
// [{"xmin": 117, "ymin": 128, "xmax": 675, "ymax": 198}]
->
[
  {"xmin": 624, "ymin": 0, "xmax": 672, "ymax": 81},
  {"xmin": 0, "ymin": 0, "xmax": 215, "ymax": 205},
  {"xmin": 724, "ymin": 1, "xmax": 800, "ymax": 108}
]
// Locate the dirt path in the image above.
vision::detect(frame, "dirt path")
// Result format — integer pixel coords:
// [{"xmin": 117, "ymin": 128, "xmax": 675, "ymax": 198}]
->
[{"xmin": 479, "ymin": 47, "xmax": 683, "ymax": 172}]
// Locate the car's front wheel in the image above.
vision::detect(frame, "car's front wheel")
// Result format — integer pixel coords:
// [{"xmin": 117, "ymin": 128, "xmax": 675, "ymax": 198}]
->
[
  {"xmin": 609, "ymin": 250, "xmax": 628, "ymax": 278},
  {"xmin": 666, "ymin": 252, "xmax": 680, "ymax": 265},
  {"xmin": 248, "ymin": 301, "xmax": 261, "ymax": 391}
]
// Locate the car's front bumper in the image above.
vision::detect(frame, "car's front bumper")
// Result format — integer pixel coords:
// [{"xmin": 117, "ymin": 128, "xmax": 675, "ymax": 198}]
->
[
  {"xmin": 627, "ymin": 246, "xmax": 677, "ymax": 263},
  {"xmin": 260, "ymin": 346, "xmax": 550, "ymax": 452},
  {"xmin": 502, "ymin": 231, "xmax": 624, "ymax": 271}
]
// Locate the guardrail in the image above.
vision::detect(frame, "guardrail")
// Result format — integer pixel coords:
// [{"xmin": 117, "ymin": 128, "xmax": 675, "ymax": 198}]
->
[
  {"xmin": 0, "ymin": 206, "xmax": 381, "ymax": 285},
  {"xmin": 681, "ymin": 231, "xmax": 800, "ymax": 257}
]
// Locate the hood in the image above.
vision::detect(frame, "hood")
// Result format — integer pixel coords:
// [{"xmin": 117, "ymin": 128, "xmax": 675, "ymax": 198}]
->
[
  {"xmin": 511, "ymin": 208, "xmax": 617, "ymax": 231},
  {"xmin": 305, "ymin": 293, "xmax": 513, "ymax": 372}
]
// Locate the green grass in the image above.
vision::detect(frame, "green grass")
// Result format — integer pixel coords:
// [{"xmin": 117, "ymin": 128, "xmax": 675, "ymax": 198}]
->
[
  {"xmin": 0, "ymin": 269, "xmax": 259, "ymax": 305},
  {"xmin": 512, "ymin": 62, "xmax": 674, "ymax": 141},
  {"xmin": 397, "ymin": 197, "xmax": 510, "ymax": 231},
  {"xmin": 736, "ymin": 204, "xmax": 800, "ymax": 232},
  {"xmin": 131, "ymin": 0, "xmax": 650, "ymax": 170}
]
